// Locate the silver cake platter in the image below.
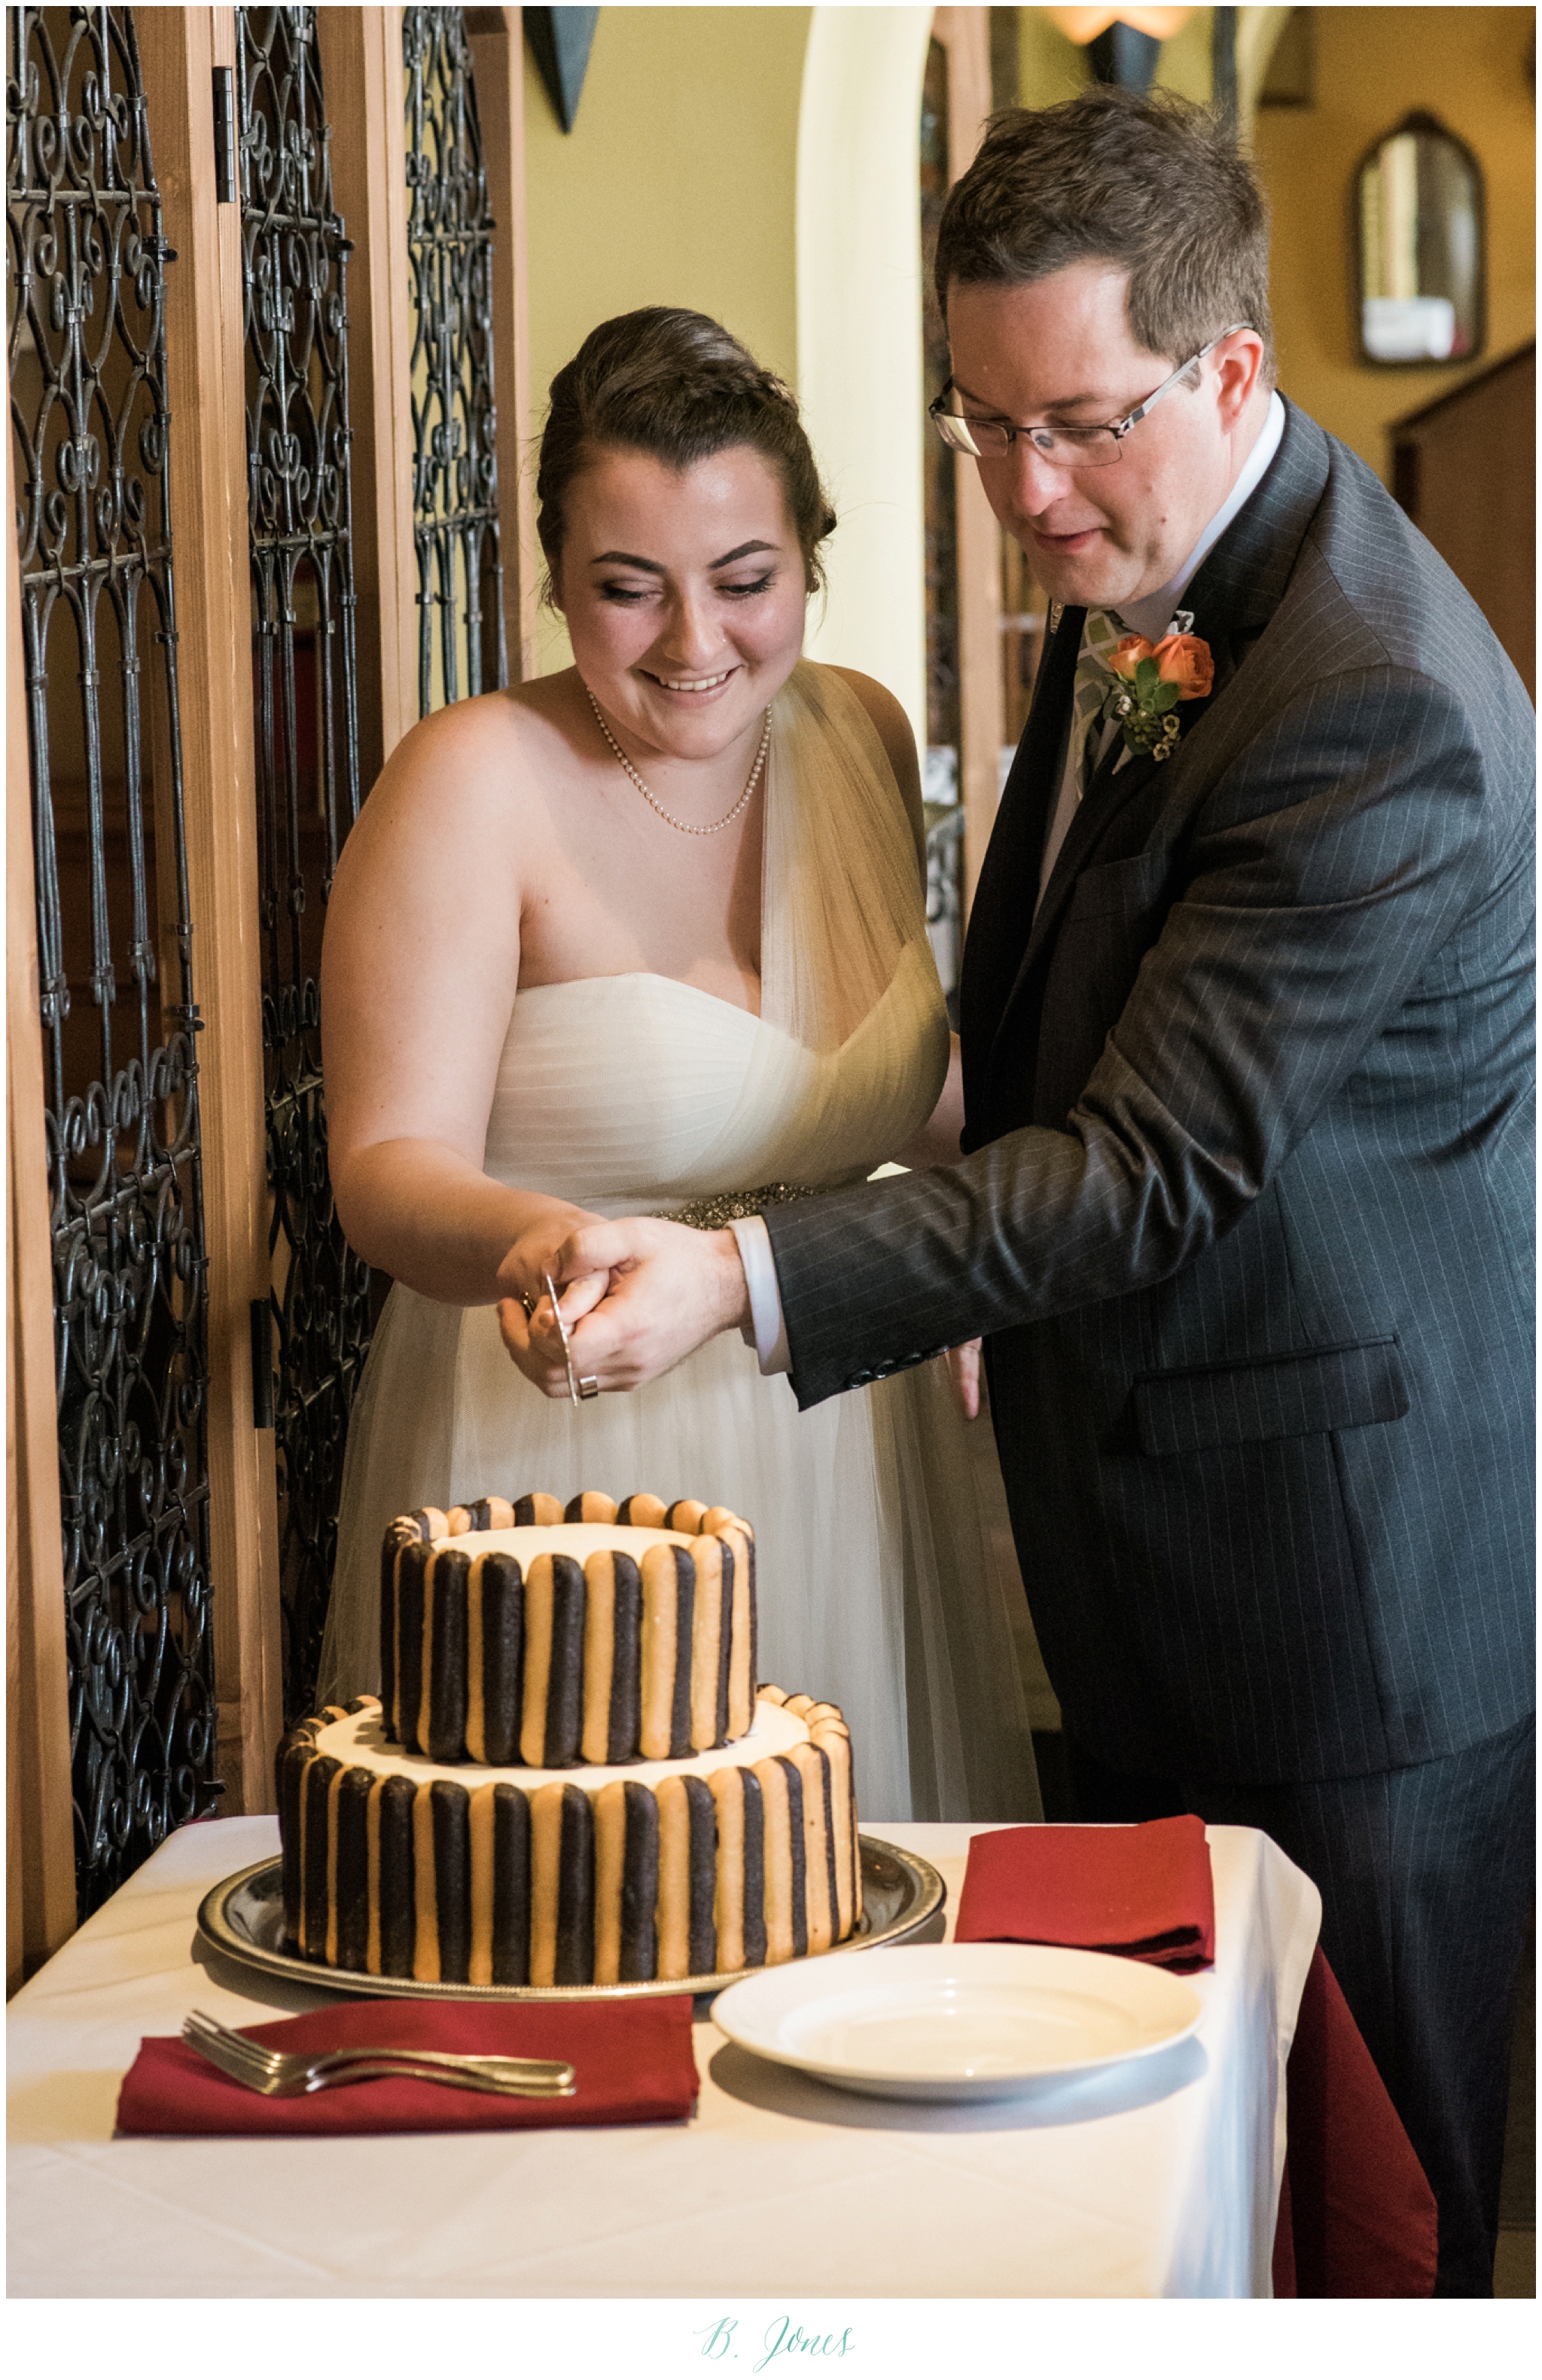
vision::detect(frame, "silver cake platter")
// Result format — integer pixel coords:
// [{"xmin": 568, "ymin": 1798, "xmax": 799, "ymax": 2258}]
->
[{"xmin": 195, "ymin": 1835, "xmax": 946, "ymax": 2006}]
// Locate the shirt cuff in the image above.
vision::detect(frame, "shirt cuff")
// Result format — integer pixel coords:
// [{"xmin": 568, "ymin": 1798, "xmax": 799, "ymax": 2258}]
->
[{"xmin": 727, "ymin": 1214, "xmax": 791, "ymax": 1375}]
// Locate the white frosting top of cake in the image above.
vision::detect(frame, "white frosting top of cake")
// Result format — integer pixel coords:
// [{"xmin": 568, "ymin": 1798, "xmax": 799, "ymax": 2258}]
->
[
  {"xmin": 428, "ymin": 1523, "xmax": 694, "ymax": 1564},
  {"xmin": 316, "ymin": 1693, "xmax": 809, "ymax": 1793}
]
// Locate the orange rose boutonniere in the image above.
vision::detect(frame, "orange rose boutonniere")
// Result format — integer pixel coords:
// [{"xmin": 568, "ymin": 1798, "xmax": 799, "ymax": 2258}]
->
[{"xmin": 1097, "ymin": 613, "xmax": 1215, "ymax": 763}]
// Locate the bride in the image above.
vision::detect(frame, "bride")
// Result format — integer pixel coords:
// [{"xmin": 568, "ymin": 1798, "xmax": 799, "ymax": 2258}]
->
[{"xmin": 316, "ymin": 307, "xmax": 1040, "ymax": 1824}]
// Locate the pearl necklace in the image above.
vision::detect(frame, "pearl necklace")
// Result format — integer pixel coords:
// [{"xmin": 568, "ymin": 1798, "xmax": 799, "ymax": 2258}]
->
[{"xmin": 586, "ymin": 685, "xmax": 772, "ymax": 837}]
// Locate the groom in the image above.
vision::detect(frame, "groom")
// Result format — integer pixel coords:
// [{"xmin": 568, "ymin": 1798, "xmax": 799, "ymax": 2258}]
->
[{"xmin": 526, "ymin": 92, "xmax": 1534, "ymax": 2291}]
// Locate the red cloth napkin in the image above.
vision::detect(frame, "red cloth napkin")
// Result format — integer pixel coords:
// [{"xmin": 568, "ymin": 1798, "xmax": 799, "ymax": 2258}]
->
[
  {"xmin": 1272, "ymin": 1946, "xmax": 1437, "ymax": 2297},
  {"xmin": 116, "ymin": 1994, "xmax": 699, "ymax": 2137},
  {"xmin": 954, "ymin": 1816, "xmax": 1215, "ymax": 1970}
]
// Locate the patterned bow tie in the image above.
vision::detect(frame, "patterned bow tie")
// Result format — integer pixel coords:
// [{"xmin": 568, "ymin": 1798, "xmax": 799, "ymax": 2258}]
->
[{"xmin": 1071, "ymin": 607, "xmax": 1127, "ymax": 800}]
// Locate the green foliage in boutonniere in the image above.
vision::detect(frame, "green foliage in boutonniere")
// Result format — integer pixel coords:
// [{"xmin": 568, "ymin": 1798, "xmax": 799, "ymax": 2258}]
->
[{"xmin": 1093, "ymin": 617, "xmax": 1215, "ymax": 764}]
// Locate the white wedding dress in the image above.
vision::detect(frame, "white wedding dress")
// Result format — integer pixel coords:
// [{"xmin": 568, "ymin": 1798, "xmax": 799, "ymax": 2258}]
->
[{"xmin": 317, "ymin": 662, "xmax": 1041, "ymax": 1824}]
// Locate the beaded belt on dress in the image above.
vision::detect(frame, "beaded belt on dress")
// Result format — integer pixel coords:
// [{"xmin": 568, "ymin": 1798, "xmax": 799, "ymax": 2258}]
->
[{"xmin": 654, "ymin": 1183, "xmax": 819, "ymax": 1231}]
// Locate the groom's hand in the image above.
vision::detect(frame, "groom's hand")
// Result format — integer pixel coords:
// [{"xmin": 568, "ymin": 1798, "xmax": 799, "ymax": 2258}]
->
[{"xmin": 516, "ymin": 1219, "xmax": 751, "ymax": 1396}]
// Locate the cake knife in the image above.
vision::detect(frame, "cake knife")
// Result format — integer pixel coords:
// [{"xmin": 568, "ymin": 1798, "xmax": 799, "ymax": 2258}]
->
[{"xmin": 544, "ymin": 1271, "xmax": 599, "ymax": 1404}]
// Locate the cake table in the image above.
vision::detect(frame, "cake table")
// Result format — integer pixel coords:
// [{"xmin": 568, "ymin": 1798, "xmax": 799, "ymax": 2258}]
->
[{"xmin": 8, "ymin": 1814, "xmax": 1320, "ymax": 2299}]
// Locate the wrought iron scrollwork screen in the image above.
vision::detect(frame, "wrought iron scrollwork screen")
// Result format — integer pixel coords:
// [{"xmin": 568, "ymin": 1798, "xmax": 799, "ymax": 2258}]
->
[
  {"xmin": 237, "ymin": 5, "xmax": 371, "ymax": 1722},
  {"xmin": 8, "ymin": 3, "xmax": 219, "ymax": 1915},
  {"xmin": 404, "ymin": 5, "xmax": 505, "ymax": 715}
]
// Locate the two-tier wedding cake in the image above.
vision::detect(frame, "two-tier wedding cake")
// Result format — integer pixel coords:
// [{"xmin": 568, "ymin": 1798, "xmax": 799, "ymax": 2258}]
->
[{"xmin": 276, "ymin": 1492, "xmax": 861, "ymax": 1987}]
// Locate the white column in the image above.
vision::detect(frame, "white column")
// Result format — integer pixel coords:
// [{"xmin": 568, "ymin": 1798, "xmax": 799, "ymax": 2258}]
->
[{"xmin": 797, "ymin": 8, "xmax": 934, "ymax": 752}]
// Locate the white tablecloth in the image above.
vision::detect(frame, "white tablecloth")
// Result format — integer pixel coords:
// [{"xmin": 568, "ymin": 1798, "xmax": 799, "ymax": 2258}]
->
[{"xmin": 8, "ymin": 1815, "xmax": 1318, "ymax": 2299}]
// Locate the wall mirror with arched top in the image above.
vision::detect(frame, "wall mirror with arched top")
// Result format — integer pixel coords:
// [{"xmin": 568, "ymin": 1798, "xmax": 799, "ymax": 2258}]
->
[{"xmin": 1357, "ymin": 111, "xmax": 1485, "ymax": 366}]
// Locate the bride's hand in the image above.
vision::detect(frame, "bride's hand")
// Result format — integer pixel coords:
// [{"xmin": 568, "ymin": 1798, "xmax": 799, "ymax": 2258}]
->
[
  {"xmin": 498, "ymin": 1274, "xmax": 613, "ymax": 1396},
  {"xmin": 495, "ymin": 1212, "xmax": 610, "ymax": 1394},
  {"xmin": 942, "ymin": 1339, "xmax": 983, "ymax": 1422}
]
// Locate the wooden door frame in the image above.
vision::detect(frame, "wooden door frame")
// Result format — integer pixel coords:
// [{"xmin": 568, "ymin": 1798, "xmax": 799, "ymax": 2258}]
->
[
  {"xmin": 6, "ymin": 433, "xmax": 76, "ymax": 1994},
  {"xmin": 137, "ymin": 5, "xmax": 282, "ymax": 1824},
  {"xmin": 930, "ymin": 7, "xmax": 1004, "ymax": 915},
  {"xmin": 467, "ymin": 7, "xmax": 539, "ymax": 682},
  {"xmin": 318, "ymin": 6, "xmax": 419, "ymax": 786}
]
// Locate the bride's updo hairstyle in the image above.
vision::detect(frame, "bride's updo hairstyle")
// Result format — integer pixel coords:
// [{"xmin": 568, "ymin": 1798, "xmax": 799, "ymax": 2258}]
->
[{"xmin": 537, "ymin": 308, "xmax": 837, "ymax": 599}]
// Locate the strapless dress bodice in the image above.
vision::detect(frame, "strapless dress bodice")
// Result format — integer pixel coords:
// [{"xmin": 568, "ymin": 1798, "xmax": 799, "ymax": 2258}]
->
[
  {"xmin": 480, "ymin": 939, "xmax": 947, "ymax": 1215},
  {"xmin": 318, "ymin": 659, "xmax": 1040, "ymax": 1829}
]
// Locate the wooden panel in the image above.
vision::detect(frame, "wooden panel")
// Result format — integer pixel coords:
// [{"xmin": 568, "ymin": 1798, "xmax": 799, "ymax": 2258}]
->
[
  {"xmin": 924, "ymin": 10, "xmax": 1057, "ymax": 1744},
  {"xmin": 6, "ymin": 429, "xmax": 77, "ymax": 1991},
  {"xmin": 318, "ymin": 6, "xmax": 418, "ymax": 783},
  {"xmin": 1391, "ymin": 346, "xmax": 1535, "ymax": 701},
  {"xmin": 934, "ymin": 7, "xmax": 1004, "ymax": 914},
  {"xmin": 467, "ymin": 6, "xmax": 540, "ymax": 679},
  {"xmin": 136, "ymin": 7, "xmax": 282, "ymax": 1820}
]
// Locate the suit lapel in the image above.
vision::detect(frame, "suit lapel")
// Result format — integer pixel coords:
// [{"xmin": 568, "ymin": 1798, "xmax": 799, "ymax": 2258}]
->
[
  {"xmin": 1023, "ymin": 604, "xmax": 1253, "ymax": 957},
  {"xmin": 1018, "ymin": 734, "xmax": 1165, "ymax": 970},
  {"xmin": 978, "ymin": 400, "xmax": 1334, "ymax": 1101},
  {"xmin": 958, "ymin": 600, "xmax": 1083, "ymax": 1126}
]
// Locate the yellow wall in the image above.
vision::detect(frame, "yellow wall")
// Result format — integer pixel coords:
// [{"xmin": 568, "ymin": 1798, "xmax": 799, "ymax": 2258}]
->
[
  {"xmin": 797, "ymin": 8, "xmax": 934, "ymax": 743},
  {"xmin": 1014, "ymin": 7, "xmax": 1093, "ymax": 102},
  {"xmin": 1251, "ymin": 7, "xmax": 1537, "ymax": 483},
  {"xmin": 1153, "ymin": 7, "xmax": 1216, "ymax": 102},
  {"xmin": 1157, "ymin": 6, "xmax": 1295, "ymax": 117},
  {"xmin": 522, "ymin": 7, "xmax": 810, "ymax": 670},
  {"xmin": 1014, "ymin": 10, "xmax": 1295, "ymax": 129}
]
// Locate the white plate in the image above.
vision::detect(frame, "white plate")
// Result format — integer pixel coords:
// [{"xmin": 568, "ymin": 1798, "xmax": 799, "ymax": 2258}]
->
[{"xmin": 711, "ymin": 1942, "xmax": 1203, "ymax": 2101}]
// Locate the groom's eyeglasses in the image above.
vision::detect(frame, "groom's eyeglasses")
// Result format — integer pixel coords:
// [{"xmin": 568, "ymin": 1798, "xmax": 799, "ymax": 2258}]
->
[{"xmin": 928, "ymin": 323, "xmax": 1253, "ymax": 466}]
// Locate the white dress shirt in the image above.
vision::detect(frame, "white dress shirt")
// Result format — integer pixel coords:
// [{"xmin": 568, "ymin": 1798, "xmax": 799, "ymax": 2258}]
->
[
  {"xmin": 735, "ymin": 389, "xmax": 1286, "ymax": 1377},
  {"xmin": 1037, "ymin": 389, "xmax": 1285, "ymax": 901}
]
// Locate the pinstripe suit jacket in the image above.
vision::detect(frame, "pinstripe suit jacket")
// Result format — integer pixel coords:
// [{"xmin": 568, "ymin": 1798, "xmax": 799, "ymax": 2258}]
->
[{"xmin": 765, "ymin": 399, "xmax": 1534, "ymax": 1785}]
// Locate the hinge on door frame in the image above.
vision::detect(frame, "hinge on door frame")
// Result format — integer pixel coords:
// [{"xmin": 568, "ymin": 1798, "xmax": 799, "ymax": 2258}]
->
[
  {"xmin": 212, "ymin": 66, "xmax": 236, "ymax": 204},
  {"xmin": 250, "ymin": 1299, "xmax": 274, "ymax": 1429}
]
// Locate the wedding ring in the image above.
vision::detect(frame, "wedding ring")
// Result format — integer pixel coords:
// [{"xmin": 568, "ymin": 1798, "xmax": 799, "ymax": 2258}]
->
[
  {"xmin": 520, "ymin": 1289, "xmax": 537, "ymax": 1318},
  {"xmin": 577, "ymin": 1375, "xmax": 600, "ymax": 1400}
]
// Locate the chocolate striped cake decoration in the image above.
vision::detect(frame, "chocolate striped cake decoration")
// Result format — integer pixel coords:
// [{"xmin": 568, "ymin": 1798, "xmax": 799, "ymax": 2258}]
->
[
  {"xmin": 465, "ymin": 1778, "xmax": 535, "ymax": 1985},
  {"xmin": 763, "ymin": 1688, "xmax": 861, "ymax": 1933},
  {"xmin": 331, "ymin": 1765, "xmax": 371, "ymax": 1970},
  {"xmin": 655, "ymin": 1771, "xmax": 718, "ymax": 1979},
  {"xmin": 593, "ymin": 1775, "xmax": 660, "ymax": 1985},
  {"xmin": 277, "ymin": 1490, "xmax": 863, "ymax": 1988},
  {"xmin": 278, "ymin": 1686, "xmax": 861, "ymax": 1988},
  {"xmin": 566, "ymin": 1491, "xmax": 619, "ymax": 1524},
  {"xmin": 381, "ymin": 1494, "xmax": 756, "ymax": 1770},
  {"xmin": 374, "ymin": 1771, "xmax": 418, "ymax": 1976}
]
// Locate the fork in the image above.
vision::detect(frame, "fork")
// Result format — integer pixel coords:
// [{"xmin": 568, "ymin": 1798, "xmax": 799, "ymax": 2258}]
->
[
  {"xmin": 186, "ymin": 2006, "xmax": 573, "ymax": 2087},
  {"xmin": 183, "ymin": 2012, "xmax": 576, "ymax": 2099},
  {"xmin": 183, "ymin": 2009, "xmax": 576, "ymax": 2099}
]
